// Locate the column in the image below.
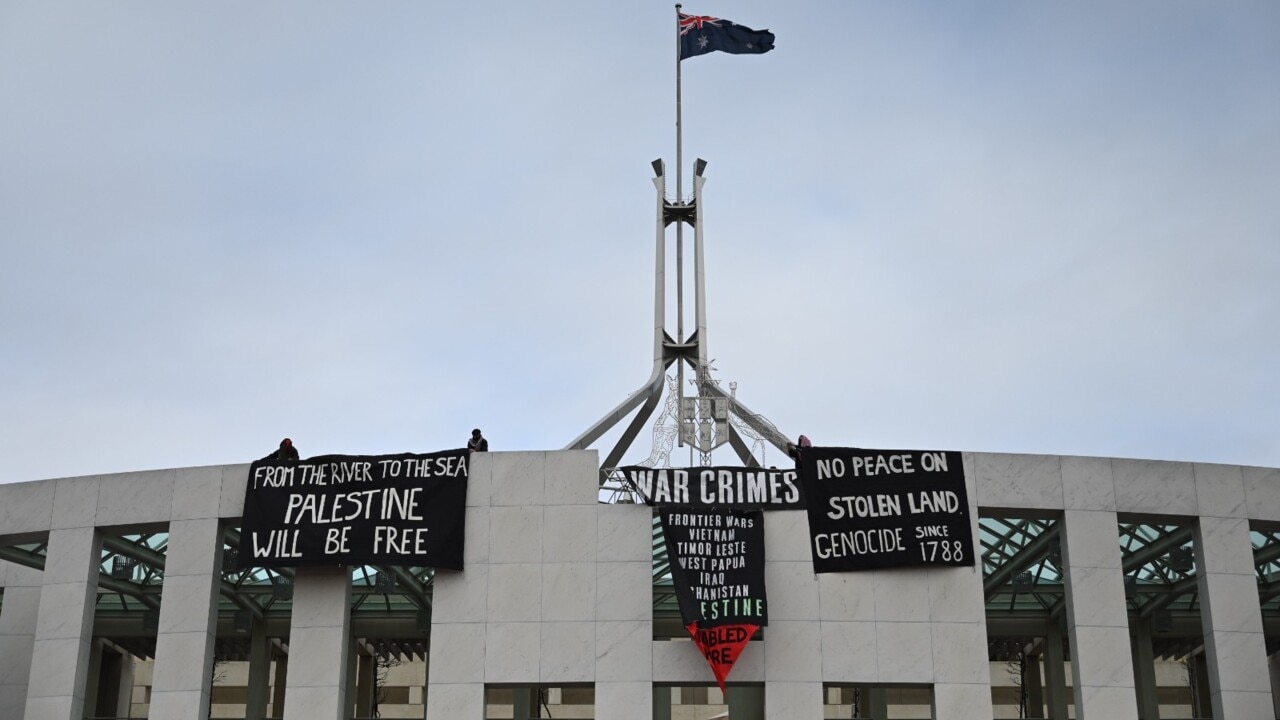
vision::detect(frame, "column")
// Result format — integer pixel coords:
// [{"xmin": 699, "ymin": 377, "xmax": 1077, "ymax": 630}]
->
[
  {"xmin": 244, "ymin": 618, "xmax": 270, "ymax": 720},
  {"xmin": 355, "ymin": 651, "xmax": 376, "ymax": 718},
  {"xmin": 652, "ymin": 686, "xmax": 671, "ymax": 720},
  {"xmin": 1192, "ymin": 652, "xmax": 1212, "ymax": 717},
  {"xmin": 1194, "ymin": 514, "xmax": 1273, "ymax": 717},
  {"xmin": 1044, "ymin": 621, "xmax": 1069, "ymax": 720},
  {"xmin": 344, "ymin": 637, "xmax": 358, "ymax": 717},
  {"xmin": 1130, "ymin": 621, "xmax": 1159, "ymax": 720},
  {"xmin": 1025, "ymin": 652, "xmax": 1045, "ymax": 718},
  {"xmin": 24, "ymin": 526, "xmax": 101, "ymax": 719},
  {"xmin": 1268, "ymin": 652, "xmax": 1280, "ymax": 720},
  {"xmin": 150, "ymin": 518, "xmax": 223, "ymax": 718},
  {"xmin": 726, "ymin": 685, "xmax": 765, "ymax": 720},
  {"xmin": 511, "ymin": 687, "xmax": 536, "ymax": 720},
  {"xmin": 1061, "ymin": 510, "xmax": 1138, "ymax": 718},
  {"xmin": 283, "ymin": 566, "xmax": 352, "ymax": 720},
  {"xmin": 864, "ymin": 687, "xmax": 887, "ymax": 719},
  {"xmin": 272, "ymin": 656, "xmax": 288, "ymax": 717},
  {"xmin": 0, "ymin": 563, "xmax": 43, "ymax": 719}
]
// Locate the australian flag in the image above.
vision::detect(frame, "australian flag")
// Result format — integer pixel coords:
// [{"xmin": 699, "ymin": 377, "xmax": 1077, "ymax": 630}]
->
[{"xmin": 679, "ymin": 13, "xmax": 775, "ymax": 60}]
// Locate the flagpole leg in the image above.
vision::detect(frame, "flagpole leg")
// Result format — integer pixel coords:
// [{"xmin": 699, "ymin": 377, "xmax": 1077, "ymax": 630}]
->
[{"xmin": 675, "ymin": 3, "xmax": 686, "ymax": 447}]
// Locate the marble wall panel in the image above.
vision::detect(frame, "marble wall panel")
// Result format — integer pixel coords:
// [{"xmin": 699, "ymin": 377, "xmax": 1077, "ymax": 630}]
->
[
  {"xmin": 539, "ymin": 621, "xmax": 595, "ymax": 683},
  {"xmin": 170, "ymin": 465, "xmax": 224, "ymax": 521},
  {"xmin": 933, "ymin": 682, "xmax": 995, "ymax": 720},
  {"xmin": 283, "ymin": 685, "xmax": 346, "ymax": 720},
  {"xmin": 487, "ymin": 563, "xmax": 542, "ymax": 622},
  {"xmin": 489, "ymin": 506, "xmax": 543, "ymax": 564},
  {"xmin": 432, "ymin": 566, "xmax": 489, "ymax": 624},
  {"xmin": 466, "ymin": 452, "xmax": 492, "ymax": 508},
  {"xmin": 427, "ymin": 624, "xmax": 486, "ymax": 684},
  {"xmin": 927, "ymin": 566, "xmax": 986, "ymax": 623},
  {"xmin": 484, "ymin": 622, "xmax": 540, "ymax": 682},
  {"xmin": 1243, "ymin": 466, "xmax": 1280, "ymax": 522},
  {"xmin": 596, "ymin": 505, "xmax": 652, "ymax": 562},
  {"xmin": 1061, "ymin": 510, "xmax": 1124, "ymax": 570},
  {"xmin": 818, "ymin": 621, "xmax": 877, "ymax": 683},
  {"xmin": 973, "ymin": 453, "xmax": 1063, "ymax": 509},
  {"xmin": 764, "ymin": 561, "xmax": 819, "ymax": 621},
  {"xmin": 595, "ymin": 621, "xmax": 651, "ymax": 682},
  {"xmin": 490, "ymin": 452, "xmax": 545, "ymax": 507},
  {"xmin": 874, "ymin": 622, "xmax": 933, "ymax": 683},
  {"xmin": 871, "ymin": 570, "xmax": 930, "ymax": 622},
  {"xmin": 151, "ymin": 631, "xmax": 215, "ymax": 692},
  {"xmin": 544, "ymin": 450, "xmax": 597, "ymax": 506},
  {"xmin": 817, "ymin": 573, "xmax": 875, "ymax": 622},
  {"xmin": 651, "ymin": 642, "xmax": 716, "ymax": 684},
  {"xmin": 763, "ymin": 621, "xmax": 821, "ymax": 681},
  {"xmin": 0, "ymin": 480, "xmax": 54, "ymax": 537},
  {"xmin": 50, "ymin": 477, "xmax": 99, "ymax": 530},
  {"xmin": 541, "ymin": 562, "xmax": 595, "ymax": 621},
  {"xmin": 1196, "ymin": 515, "xmax": 1254, "ymax": 575},
  {"xmin": 764, "ymin": 681, "xmax": 822, "ymax": 720},
  {"xmin": 424, "ymin": 683, "xmax": 484, "ymax": 720},
  {"xmin": 543, "ymin": 505, "xmax": 597, "ymax": 563},
  {"xmin": 763, "ymin": 511, "xmax": 812, "ymax": 562},
  {"xmin": 931, "ymin": 622, "xmax": 989, "ymax": 685},
  {"xmin": 1061, "ymin": 456, "xmax": 1115, "ymax": 511},
  {"xmin": 595, "ymin": 681, "xmax": 652, "ymax": 720},
  {"xmin": 95, "ymin": 470, "xmax": 175, "ymax": 527},
  {"xmin": 1192, "ymin": 463, "xmax": 1247, "ymax": 518},
  {"xmin": 595, "ymin": 561, "xmax": 651, "ymax": 622},
  {"xmin": 218, "ymin": 464, "xmax": 250, "ymax": 519},
  {"xmin": 463, "ymin": 506, "xmax": 490, "ymax": 565},
  {"xmin": 1112, "ymin": 459, "xmax": 1197, "ymax": 515}
]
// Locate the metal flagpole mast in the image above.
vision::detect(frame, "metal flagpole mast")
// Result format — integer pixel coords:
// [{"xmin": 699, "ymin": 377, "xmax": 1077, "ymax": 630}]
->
[
  {"xmin": 566, "ymin": 6, "xmax": 794, "ymax": 477},
  {"xmin": 674, "ymin": 3, "xmax": 686, "ymax": 451}
]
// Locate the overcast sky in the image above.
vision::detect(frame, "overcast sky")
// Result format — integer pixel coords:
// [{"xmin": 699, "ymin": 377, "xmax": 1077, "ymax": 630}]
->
[{"xmin": 2, "ymin": 1, "xmax": 1277, "ymax": 485}]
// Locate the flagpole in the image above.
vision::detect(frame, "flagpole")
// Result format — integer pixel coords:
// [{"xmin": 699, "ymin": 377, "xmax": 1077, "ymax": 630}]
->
[
  {"xmin": 674, "ymin": 3, "xmax": 685, "ymax": 342},
  {"xmin": 674, "ymin": 3, "xmax": 686, "ymax": 449}
]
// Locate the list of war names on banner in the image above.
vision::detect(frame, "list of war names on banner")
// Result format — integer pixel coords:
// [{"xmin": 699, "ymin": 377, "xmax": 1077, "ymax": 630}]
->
[{"xmin": 660, "ymin": 508, "xmax": 768, "ymax": 627}]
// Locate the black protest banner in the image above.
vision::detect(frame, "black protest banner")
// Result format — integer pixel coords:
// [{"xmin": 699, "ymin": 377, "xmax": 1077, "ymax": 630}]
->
[
  {"xmin": 659, "ymin": 508, "xmax": 768, "ymax": 627},
  {"xmin": 621, "ymin": 466, "xmax": 804, "ymax": 510},
  {"xmin": 239, "ymin": 450, "xmax": 468, "ymax": 570},
  {"xmin": 660, "ymin": 507, "xmax": 767, "ymax": 692},
  {"xmin": 799, "ymin": 447, "xmax": 975, "ymax": 573}
]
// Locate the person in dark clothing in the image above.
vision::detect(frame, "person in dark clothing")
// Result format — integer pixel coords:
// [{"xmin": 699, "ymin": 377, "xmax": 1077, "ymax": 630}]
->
[
  {"xmin": 273, "ymin": 438, "xmax": 300, "ymax": 462},
  {"xmin": 467, "ymin": 429, "xmax": 488, "ymax": 453},
  {"xmin": 786, "ymin": 434, "xmax": 812, "ymax": 463}
]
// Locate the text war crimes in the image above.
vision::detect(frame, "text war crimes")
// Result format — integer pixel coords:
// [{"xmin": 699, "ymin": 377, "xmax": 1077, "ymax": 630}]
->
[{"xmin": 627, "ymin": 467, "xmax": 802, "ymax": 508}]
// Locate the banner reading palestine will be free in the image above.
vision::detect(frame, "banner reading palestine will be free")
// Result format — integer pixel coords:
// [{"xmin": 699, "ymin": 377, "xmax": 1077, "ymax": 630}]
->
[
  {"xmin": 239, "ymin": 449, "xmax": 468, "ymax": 570},
  {"xmin": 660, "ymin": 507, "xmax": 767, "ymax": 691}
]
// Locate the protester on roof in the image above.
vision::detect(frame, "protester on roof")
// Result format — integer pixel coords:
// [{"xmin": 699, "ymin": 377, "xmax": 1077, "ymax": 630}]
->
[
  {"xmin": 467, "ymin": 428, "xmax": 489, "ymax": 453},
  {"xmin": 271, "ymin": 438, "xmax": 299, "ymax": 462},
  {"xmin": 786, "ymin": 434, "xmax": 811, "ymax": 463}
]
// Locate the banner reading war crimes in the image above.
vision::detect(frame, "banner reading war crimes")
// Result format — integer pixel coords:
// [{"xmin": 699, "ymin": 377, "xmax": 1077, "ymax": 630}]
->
[
  {"xmin": 799, "ymin": 447, "xmax": 975, "ymax": 573},
  {"xmin": 621, "ymin": 466, "xmax": 804, "ymax": 510},
  {"xmin": 660, "ymin": 508, "xmax": 768, "ymax": 627},
  {"xmin": 239, "ymin": 450, "xmax": 468, "ymax": 570}
]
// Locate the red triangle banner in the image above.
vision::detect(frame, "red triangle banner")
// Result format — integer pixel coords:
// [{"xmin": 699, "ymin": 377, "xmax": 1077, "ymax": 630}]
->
[{"xmin": 688, "ymin": 622, "xmax": 758, "ymax": 692}]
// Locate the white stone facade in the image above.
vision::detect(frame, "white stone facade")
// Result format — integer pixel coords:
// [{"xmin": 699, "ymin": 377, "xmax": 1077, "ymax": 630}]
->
[{"xmin": 0, "ymin": 451, "xmax": 1277, "ymax": 719}]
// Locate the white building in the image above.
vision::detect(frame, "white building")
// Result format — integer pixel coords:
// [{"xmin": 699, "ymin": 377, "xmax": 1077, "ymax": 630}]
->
[{"xmin": 1, "ymin": 450, "xmax": 1278, "ymax": 719}]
